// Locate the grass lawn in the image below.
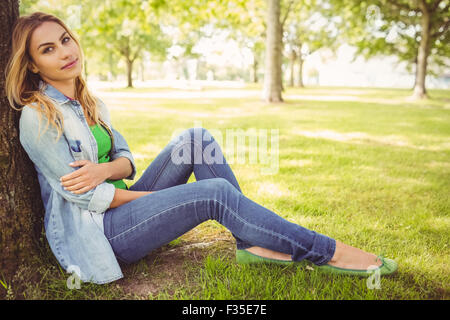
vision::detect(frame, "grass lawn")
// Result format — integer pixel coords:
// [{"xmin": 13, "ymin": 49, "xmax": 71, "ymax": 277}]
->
[{"xmin": 16, "ymin": 85, "xmax": 449, "ymax": 300}]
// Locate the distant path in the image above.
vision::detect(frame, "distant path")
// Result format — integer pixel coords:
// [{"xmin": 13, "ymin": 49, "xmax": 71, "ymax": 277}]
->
[
  {"xmin": 89, "ymin": 80, "xmax": 449, "ymax": 107},
  {"xmin": 94, "ymin": 89, "xmax": 361, "ymax": 102}
]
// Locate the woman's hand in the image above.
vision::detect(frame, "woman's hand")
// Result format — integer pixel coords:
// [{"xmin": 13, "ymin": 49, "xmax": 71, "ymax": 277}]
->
[{"xmin": 60, "ymin": 160, "xmax": 110, "ymax": 194}]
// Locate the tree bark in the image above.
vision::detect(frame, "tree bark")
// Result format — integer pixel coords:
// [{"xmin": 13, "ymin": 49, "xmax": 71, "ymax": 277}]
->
[
  {"xmin": 298, "ymin": 56, "xmax": 304, "ymax": 88},
  {"xmin": 413, "ymin": 3, "xmax": 431, "ymax": 99},
  {"xmin": 0, "ymin": 0, "xmax": 46, "ymax": 298},
  {"xmin": 120, "ymin": 38, "xmax": 134, "ymax": 88},
  {"xmin": 252, "ymin": 55, "xmax": 258, "ymax": 83},
  {"xmin": 412, "ymin": 57, "xmax": 418, "ymax": 90},
  {"xmin": 140, "ymin": 58, "xmax": 145, "ymax": 82},
  {"xmin": 108, "ymin": 51, "xmax": 116, "ymax": 81},
  {"xmin": 263, "ymin": 0, "xmax": 283, "ymax": 102},
  {"xmin": 289, "ymin": 48, "xmax": 296, "ymax": 87},
  {"xmin": 126, "ymin": 59, "xmax": 134, "ymax": 88}
]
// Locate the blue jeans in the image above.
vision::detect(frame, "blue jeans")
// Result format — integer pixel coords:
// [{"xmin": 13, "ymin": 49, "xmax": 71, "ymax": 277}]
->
[{"xmin": 103, "ymin": 128, "xmax": 336, "ymax": 266}]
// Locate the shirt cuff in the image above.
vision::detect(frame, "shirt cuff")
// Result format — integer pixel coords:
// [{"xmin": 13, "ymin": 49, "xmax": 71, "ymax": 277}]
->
[
  {"xmin": 111, "ymin": 151, "xmax": 136, "ymax": 180},
  {"xmin": 88, "ymin": 182, "xmax": 116, "ymax": 213}
]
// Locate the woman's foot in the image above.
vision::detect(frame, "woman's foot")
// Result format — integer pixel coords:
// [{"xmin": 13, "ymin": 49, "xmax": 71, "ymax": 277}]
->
[
  {"xmin": 244, "ymin": 241, "xmax": 384, "ymax": 269},
  {"xmin": 238, "ymin": 241, "xmax": 396, "ymax": 276},
  {"xmin": 326, "ymin": 240, "xmax": 383, "ymax": 270},
  {"xmin": 245, "ymin": 246, "xmax": 292, "ymax": 261}
]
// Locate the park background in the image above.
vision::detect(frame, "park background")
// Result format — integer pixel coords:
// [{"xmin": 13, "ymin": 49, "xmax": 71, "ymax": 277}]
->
[{"xmin": 0, "ymin": 0, "xmax": 448, "ymax": 300}]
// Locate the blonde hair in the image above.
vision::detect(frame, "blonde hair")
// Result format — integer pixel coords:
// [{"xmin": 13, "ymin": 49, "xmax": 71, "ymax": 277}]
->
[{"xmin": 5, "ymin": 12, "xmax": 112, "ymax": 143}]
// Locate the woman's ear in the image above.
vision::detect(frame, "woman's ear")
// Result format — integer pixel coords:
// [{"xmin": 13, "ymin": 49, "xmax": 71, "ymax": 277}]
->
[{"xmin": 28, "ymin": 62, "xmax": 39, "ymax": 74}]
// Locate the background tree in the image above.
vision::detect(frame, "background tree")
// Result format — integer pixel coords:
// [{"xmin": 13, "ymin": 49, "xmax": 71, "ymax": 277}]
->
[
  {"xmin": 20, "ymin": 0, "xmax": 111, "ymax": 79},
  {"xmin": 264, "ymin": 0, "xmax": 283, "ymax": 102},
  {"xmin": 328, "ymin": 0, "xmax": 449, "ymax": 99},
  {"xmin": 263, "ymin": 0, "xmax": 302, "ymax": 102},
  {"xmin": 1, "ymin": 0, "xmax": 47, "ymax": 299},
  {"xmin": 18, "ymin": 0, "xmax": 38, "ymax": 14},
  {"xmin": 213, "ymin": 0, "xmax": 267, "ymax": 83},
  {"xmin": 155, "ymin": 0, "xmax": 215, "ymax": 81},
  {"xmin": 93, "ymin": 0, "xmax": 169, "ymax": 88},
  {"xmin": 283, "ymin": 0, "xmax": 340, "ymax": 87}
]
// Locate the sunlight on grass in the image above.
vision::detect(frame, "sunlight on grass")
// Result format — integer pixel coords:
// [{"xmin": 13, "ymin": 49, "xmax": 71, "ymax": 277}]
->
[
  {"xmin": 26, "ymin": 85, "xmax": 449, "ymax": 300},
  {"xmin": 107, "ymin": 86, "xmax": 449, "ymax": 300}
]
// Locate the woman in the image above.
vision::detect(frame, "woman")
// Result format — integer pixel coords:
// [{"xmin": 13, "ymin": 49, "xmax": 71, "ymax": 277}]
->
[{"xmin": 5, "ymin": 12, "xmax": 397, "ymax": 285}]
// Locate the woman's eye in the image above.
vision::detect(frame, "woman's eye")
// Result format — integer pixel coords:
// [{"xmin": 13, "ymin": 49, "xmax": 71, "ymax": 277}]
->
[{"xmin": 42, "ymin": 37, "xmax": 70, "ymax": 54}]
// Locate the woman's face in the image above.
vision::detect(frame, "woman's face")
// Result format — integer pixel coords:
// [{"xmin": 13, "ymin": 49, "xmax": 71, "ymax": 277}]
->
[{"xmin": 28, "ymin": 21, "xmax": 82, "ymax": 84}]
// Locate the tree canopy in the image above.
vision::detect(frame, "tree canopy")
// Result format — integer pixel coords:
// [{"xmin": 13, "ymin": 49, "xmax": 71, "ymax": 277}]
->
[{"xmin": 20, "ymin": 0, "xmax": 449, "ymax": 98}]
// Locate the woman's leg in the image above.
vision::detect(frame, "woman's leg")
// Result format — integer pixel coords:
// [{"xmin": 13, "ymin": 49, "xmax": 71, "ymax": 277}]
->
[
  {"xmin": 127, "ymin": 127, "xmax": 251, "ymax": 249},
  {"xmin": 128, "ymin": 127, "xmax": 242, "ymax": 192},
  {"xmin": 103, "ymin": 177, "xmax": 336, "ymax": 265}
]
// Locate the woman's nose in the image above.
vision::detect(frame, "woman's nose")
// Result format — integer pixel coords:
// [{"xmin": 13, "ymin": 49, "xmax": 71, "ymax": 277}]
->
[{"xmin": 59, "ymin": 45, "xmax": 73, "ymax": 60}]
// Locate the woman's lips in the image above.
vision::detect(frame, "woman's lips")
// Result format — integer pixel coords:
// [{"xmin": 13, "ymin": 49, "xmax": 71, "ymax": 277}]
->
[{"xmin": 61, "ymin": 59, "xmax": 78, "ymax": 70}]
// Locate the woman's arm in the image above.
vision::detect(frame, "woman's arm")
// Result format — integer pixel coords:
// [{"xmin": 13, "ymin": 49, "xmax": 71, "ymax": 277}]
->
[
  {"xmin": 103, "ymin": 154, "xmax": 154, "ymax": 209},
  {"xmin": 109, "ymin": 126, "xmax": 136, "ymax": 180},
  {"xmin": 108, "ymin": 188, "xmax": 153, "ymax": 209},
  {"xmin": 103, "ymin": 157, "xmax": 133, "ymax": 181},
  {"xmin": 19, "ymin": 106, "xmax": 115, "ymax": 213}
]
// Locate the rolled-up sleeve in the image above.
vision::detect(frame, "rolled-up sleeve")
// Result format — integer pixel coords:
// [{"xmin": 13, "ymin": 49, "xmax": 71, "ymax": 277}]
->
[
  {"xmin": 110, "ymin": 125, "xmax": 136, "ymax": 180},
  {"xmin": 19, "ymin": 107, "xmax": 116, "ymax": 213}
]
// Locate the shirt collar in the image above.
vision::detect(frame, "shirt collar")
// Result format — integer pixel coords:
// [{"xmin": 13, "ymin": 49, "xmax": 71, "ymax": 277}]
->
[{"xmin": 39, "ymin": 80, "xmax": 71, "ymax": 104}]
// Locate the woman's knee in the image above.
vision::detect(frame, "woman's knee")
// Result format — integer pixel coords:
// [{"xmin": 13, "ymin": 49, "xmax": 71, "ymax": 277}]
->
[
  {"xmin": 200, "ymin": 177, "xmax": 235, "ymax": 194},
  {"xmin": 185, "ymin": 127, "xmax": 212, "ymax": 142},
  {"xmin": 172, "ymin": 127, "xmax": 211, "ymax": 149}
]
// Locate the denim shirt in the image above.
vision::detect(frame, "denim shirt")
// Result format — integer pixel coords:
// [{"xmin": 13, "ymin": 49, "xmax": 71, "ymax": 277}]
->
[{"xmin": 18, "ymin": 80, "xmax": 136, "ymax": 284}]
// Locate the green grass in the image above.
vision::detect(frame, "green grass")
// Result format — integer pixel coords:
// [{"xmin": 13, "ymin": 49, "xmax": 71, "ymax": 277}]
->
[{"xmin": 13, "ymin": 84, "xmax": 450, "ymax": 300}]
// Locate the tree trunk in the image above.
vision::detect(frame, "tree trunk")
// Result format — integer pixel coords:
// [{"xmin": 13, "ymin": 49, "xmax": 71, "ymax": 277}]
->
[
  {"xmin": 140, "ymin": 58, "xmax": 145, "ymax": 82},
  {"xmin": 126, "ymin": 59, "xmax": 134, "ymax": 88},
  {"xmin": 252, "ymin": 55, "xmax": 258, "ymax": 83},
  {"xmin": 289, "ymin": 49, "xmax": 296, "ymax": 87},
  {"xmin": 413, "ymin": 7, "xmax": 431, "ymax": 99},
  {"xmin": 412, "ymin": 62, "xmax": 417, "ymax": 90},
  {"xmin": 298, "ymin": 56, "xmax": 304, "ymax": 88},
  {"xmin": 263, "ymin": 0, "xmax": 283, "ymax": 103},
  {"xmin": 108, "ymin": 51, "xmax": 116, "ymax": 81},
  {"xmin": 0, "ymin": 0, "xmax": 46, "ymax": 299},
  {"xmin": 121, "ymin": 39, "xmax": 134, "ymax": 88}
]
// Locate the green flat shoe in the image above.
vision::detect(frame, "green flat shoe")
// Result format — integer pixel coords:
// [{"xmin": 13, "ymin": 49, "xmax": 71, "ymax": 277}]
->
[
  {"xmin": 236, "ymin": 249, "xmax": 296, "ymax": 266},
  {"xmin": 316, "ymin": 254, "xmax": 398, "ymax": 277},
  {"xmin": 237, "ymin": 249, "xmax": 398, "ymax": 278}
]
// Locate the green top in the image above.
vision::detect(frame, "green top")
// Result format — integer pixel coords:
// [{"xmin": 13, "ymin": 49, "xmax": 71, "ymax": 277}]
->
[{"xmin": 89, "ymin": 123, "xmax": 128, "ymax": 190}]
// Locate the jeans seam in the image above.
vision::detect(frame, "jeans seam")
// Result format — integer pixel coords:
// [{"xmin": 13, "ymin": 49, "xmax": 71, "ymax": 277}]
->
[
  {"xmin": 107, "ymin": 198, "xmax": 207, "ymax": 241},
  {"xmin": 174, "ymin": 139, "xmax": 220, "ymax": 177},
  {"xmin": 108, "ymin": 196, "xmax": 309, "ymax": 256},
  {"xmin": 211, "ymin": 199, "xmax": 310, "ymax": 254},
  {"xmin": 191, "ymin": 139, "xmax": 220, "ymax": 178},
  {"xmin": 148, "ymin": 139, "xmax": 198, "ymax": 190},
  {"xmin": 148, "ymin": 144, "xmax": 176, "ymax": 191}
]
